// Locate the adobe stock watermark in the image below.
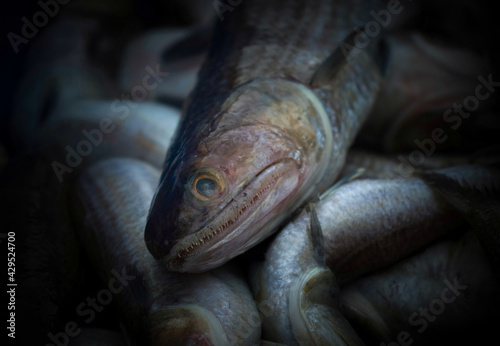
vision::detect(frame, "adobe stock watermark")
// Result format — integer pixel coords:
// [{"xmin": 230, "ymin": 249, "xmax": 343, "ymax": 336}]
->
[
  {"xmin": 7, "ymin": 0, "xmax": 71, "ymax": 54},
  {"xmin": 45, "ymin": 267, "xmax": 136, "ymax": 346},
  {"xmin": 213, "ymin": 0, "xmax": 244, "ymax": 21},
  {"xmin": 51, "ymin": 64, "xmax": 169, "ymax": 182},
  {"xmin": 380, "ymin": 277, "xmax": 467, "ymax": 346},
  {"xmin": 396, "ymin": 74, "xmax": 500, "ymax": 177},
  {"xmin": 341, "ymin": 0, "xmax": 407, "ymax": 61},
  {"xmin": 229, "ymin": 299, "xmax": 275, "ymax": 344}
]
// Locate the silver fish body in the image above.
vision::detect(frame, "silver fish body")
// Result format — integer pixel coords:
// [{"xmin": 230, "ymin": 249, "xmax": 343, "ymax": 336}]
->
[
  {"xmin": 37, "ymin": 100, "xmax": 180, "ymax": 184},
  {"xmin": 341, "ymin": 231, "xmax": 500, "ymax": 344},
  {"xmin": 322, "ymin": 165, "xmax": 500, "ymax": 284},
  {"xmin": 73, "ymin": 158, "xmax": 261, "ymax": 345},
  {"xmin": 250, "ymin": 206, "xmax": 364, "ymax": 345},
  {"xmin": 250, "ymin": 164, "xmax": 500, "ymax": 344}
]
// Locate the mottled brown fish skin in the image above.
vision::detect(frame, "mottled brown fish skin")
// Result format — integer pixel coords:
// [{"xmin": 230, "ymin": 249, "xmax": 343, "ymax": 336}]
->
[{"xmin": 145, "ymin": 0, "xmax": 384, "ymax": 272}]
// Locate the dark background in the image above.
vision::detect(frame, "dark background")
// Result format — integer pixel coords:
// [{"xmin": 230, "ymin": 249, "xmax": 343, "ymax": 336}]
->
[{"xmin": 1, "ymin": 0, "xmax": 500, "ymax": 345}]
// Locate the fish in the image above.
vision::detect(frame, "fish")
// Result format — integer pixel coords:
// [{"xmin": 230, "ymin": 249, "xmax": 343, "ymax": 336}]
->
[
  {"xmin": 357, "ymin": 31, "xmax": 488, "ymax": 152},
  {"xmin": 119, "ymin": 26, "xmax": 210, "ymax": 106},
  {"xmin": 73, "ymin": 158, "xmax": 261, "ymax": 345},
  {"xmin": 1, "ymin": 95, "xmax": 180, "ymax": 342},
  {"xmin": 249, "ymin": 204, "xmax": 365, "ymax": 345},
  {"xmin": 421, "ymin": 167, "xmax": 500, "ymax": 278},
  {"xmin": 145, "ymin": 0, "xmax": 388, "ymax": 272},
  {"xmin": 338, "ymin": 149, "xmax": 470, "ymax": 180},
  {"xmin": 249, "ymin": 164, "xmax": 500, "ymax": 344},
  {"xmin": 321, "ymin": 165, "xmax": 500, "ymax": 284},
  {"xmin": 340, "ymin": 231, "xmax": 500, "ymax": 345},
  {"xmin": 39, "ymin": 100, "xmax": 180, "ymax": 175}
]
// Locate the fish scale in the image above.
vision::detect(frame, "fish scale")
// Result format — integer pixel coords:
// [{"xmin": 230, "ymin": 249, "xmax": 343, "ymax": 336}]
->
[
  {"xmin": 188, "ymin": 0, "xmax": 380, "ymax": 125},
  {"xmin": 146, "ymin": 0, "xmax": 386, "ymax": 272}
]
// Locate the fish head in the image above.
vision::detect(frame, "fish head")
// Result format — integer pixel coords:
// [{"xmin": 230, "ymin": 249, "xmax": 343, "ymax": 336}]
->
[{"xmin": 145, "ymin": 79, "xmax": 332, "ymax": 272}]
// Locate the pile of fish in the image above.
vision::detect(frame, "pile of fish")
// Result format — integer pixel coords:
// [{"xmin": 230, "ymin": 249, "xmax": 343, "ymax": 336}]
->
[{"xmin": 2, "ymin": 0, "xmax": 500, "ymax": 345}]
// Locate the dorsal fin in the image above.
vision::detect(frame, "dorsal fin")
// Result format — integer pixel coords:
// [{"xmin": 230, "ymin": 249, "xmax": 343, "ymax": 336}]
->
[
  {"xmin": 306, "ymin": 204, "xmax": 325, "ymax": 266},
  {"xmin": 310, "ymin": 27, "xmax": 387, "ymax": 88}
]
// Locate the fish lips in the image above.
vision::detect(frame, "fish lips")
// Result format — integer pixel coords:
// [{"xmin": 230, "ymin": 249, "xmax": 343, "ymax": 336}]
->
[{"xmin": 148, "ymin": 159, "xmax": 302, "ymax": 272}]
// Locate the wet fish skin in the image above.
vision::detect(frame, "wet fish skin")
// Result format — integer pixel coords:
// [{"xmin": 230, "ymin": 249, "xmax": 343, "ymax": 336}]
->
[
  {"xmin": 322, "ymin": 165, "xmax": 500, "ymax": 284},
  {"xmin": 73, "ymin": 158, "xmax": 260, "ymax": 345},
  {"xmin": 249, "ymin": 165, "xmax": 499, "ymax": 344},
  {"xmin": 339, "ymin": 149, "xmax": 471, "ymax": 180},
  {"xmin": 145, "ymin": 0, "xmax": 383, "ymax": 273},
  {"xmin": 250, "ymin": 205, "xmax": 365, "ymax": 345},
  {"xmin": 340, "ymin": 231, "xmax": 500, "ymax": 345},
  {"xmin": 39, "ymin": 100, "xmax": 180, "ymax": 174},
  {"xmin": 421, "ymin": 168, "xmax": 500, "ymax": 278},
  {"xmin": 1, "ymin": 99, "xmax": 179, "ymax": 343}
]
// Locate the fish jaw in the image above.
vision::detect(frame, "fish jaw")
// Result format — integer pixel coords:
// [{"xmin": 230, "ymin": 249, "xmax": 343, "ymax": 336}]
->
[
  {"xmin": 165, "ymin": 158, "xmax": 302, "ymax": 272},
  {"xmin": 145, "ymin": 79, "xmax": 332, "ymax": 272}
]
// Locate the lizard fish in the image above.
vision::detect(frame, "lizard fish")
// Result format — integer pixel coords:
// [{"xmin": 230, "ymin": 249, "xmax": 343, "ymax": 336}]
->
[
  {"xmin": 74, "ymin": 158, "xmax": 261, "ymax": 345},
  {"xmin": 145, "ymin": 0, "xmax": 386, "ymax": 272}
]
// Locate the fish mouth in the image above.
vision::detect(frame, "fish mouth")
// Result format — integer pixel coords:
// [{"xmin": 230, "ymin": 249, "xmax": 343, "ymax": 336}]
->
[{"xmin": 164, "ymin": 158, "xmax": 301, "ymax": 272}]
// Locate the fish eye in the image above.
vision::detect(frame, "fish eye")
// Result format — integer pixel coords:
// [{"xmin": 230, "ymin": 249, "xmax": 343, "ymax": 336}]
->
[{"xmin": 190, "ymin": 169, "xmax": 225, "ymax": 201}]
